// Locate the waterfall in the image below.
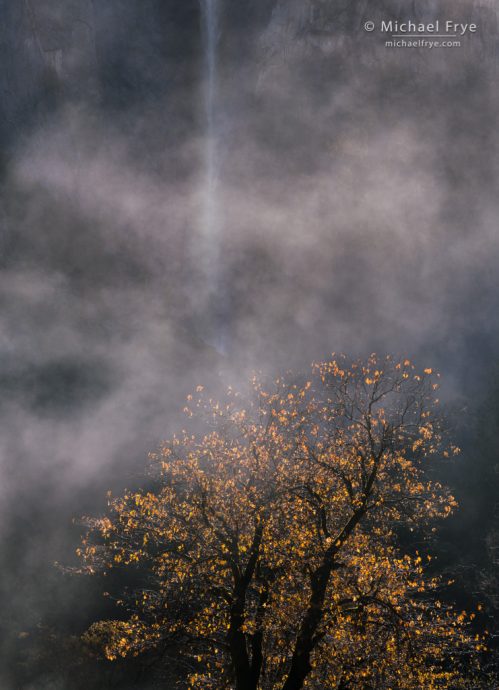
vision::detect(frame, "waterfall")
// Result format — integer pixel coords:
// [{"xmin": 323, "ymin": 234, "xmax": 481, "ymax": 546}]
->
[
  {"xmin": 201, "ymin": 0, "xmax": 219, "ymax": 255},
  {"xmin": 198, "ymin": 0, "xmax": 227, "ymax": 352}
]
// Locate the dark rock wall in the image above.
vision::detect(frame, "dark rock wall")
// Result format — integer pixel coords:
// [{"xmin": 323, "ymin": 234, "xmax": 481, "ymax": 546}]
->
[
  {"xmin": 1, "ymin": 0, "xmax": 497, "ymax": 153},
  {"xmin": 0, "ymin": 0, "xmax": 204, "ymax": 155}
]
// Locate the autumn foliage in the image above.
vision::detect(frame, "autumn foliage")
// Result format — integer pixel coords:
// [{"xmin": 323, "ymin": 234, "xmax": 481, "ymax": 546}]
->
[{"xmin": 78, "ymin": 355, "xmax": 481, "ymax": 689}]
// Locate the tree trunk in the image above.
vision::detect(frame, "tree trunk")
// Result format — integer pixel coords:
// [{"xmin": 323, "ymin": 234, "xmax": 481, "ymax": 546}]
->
[
  {"xmin": 283, "ymin": 504, "xmax": 369, "ymax": 690},
  {"xmin": 281, "ymin": 561, "xmax": 332, "ymax": 690},
  {"xmin": 229, "ymin": 593, "xmax": 253, "ymax": 690},
  {"xmin": 229, "ymin": 521, "xmax": 265, "ymax": 690}
]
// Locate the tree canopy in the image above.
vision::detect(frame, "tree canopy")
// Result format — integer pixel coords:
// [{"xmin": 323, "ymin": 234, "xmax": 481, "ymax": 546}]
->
[{"xmin": 78, "ymin": 355, "xmax": 482, "ymax": 689}]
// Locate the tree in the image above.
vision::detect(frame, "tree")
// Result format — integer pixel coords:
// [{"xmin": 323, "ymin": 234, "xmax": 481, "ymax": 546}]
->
[{"xmin": 77, "ymin": 355, "xmax": 481, "ymax": 689}]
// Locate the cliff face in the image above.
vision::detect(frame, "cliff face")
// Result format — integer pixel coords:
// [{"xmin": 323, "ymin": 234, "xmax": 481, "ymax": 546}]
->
[
  {"xmin": 260, "ymin": 0, "xmax": 498, "ymax": 68},
  {"xmin": 0, "ymin": 0, "xmax": 97, "ymax": 148},
  {"xmin": 1, "ymin": 0, "xmax": 497, "ymax": 153},
  {"xmin": 0, "ymin": 0, "xmax": 201, "ymax": 153}
]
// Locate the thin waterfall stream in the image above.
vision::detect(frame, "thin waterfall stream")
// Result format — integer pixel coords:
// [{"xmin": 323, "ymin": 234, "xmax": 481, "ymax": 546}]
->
[
  {"xmin": 198, "ymin": 0, "xmax": 227, "ymax": 353},
  {"xmin": 201, "ymin": 0, "xmax": 219, "ymax": 253}
]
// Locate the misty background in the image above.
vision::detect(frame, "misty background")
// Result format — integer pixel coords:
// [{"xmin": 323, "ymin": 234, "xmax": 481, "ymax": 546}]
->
[{"xmin": 0, "ymin": 0, "xmax": 498, "ymax": 687}]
